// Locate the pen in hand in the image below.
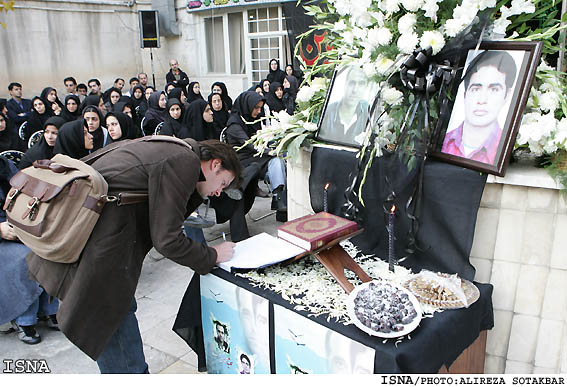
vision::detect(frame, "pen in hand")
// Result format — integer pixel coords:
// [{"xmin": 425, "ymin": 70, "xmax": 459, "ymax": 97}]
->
[{"xmin": 222, "ymin": 232, "xmax": 226, "ymax": 242}]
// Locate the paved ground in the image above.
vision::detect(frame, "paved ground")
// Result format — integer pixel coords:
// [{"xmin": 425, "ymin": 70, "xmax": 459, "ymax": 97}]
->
[{"xmin": 0, "ymin": 192, "xmax": 279, "ymax": 374}]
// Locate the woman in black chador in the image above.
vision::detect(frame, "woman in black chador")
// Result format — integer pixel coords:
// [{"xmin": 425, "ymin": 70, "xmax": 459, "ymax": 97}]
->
[
  {"xmin": 210, "ymin": 81, "xmax": 233, "ymax": 111},
  {"xmin": 266, "ymin": 59, "xmax": 286, "ymax": 86},
  {"xmin": 26, "ymin": 96, "xmax": 55, "ymax": 141},
  {"xmin": 159, "ymin": 98, "xmax": 189, "ymax": 138},
  {"xmin": 264, "ymin": 81, "xmax": 286, "ymax": 115},
  {"xmin": 208, "ymin": 92, "xmax": 229, "ymax": 139},
  {"xmin": 18, "ymin": 116, "xmax": 66, "ymax": 169},
  {"xmin": 186, "ymin": 81, "xmax": 204, "ymax": 104},
  {"xmin": 143, "ymin": 91, "xmax": 167, "ymax": 135},
  {"xmin": 182, "ymin": 99, "xmax": 215, "ymax": 141},
  {"xmin": 0, "ymin": 112, "xmax": 25, "ymax": 152},
  {"xmin": 60, "ymin": 95, "xmax": 81, "ymax": 122}
]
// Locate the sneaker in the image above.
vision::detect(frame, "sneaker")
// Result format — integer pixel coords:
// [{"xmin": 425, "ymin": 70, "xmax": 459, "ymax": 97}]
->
[
  {"xmin": 47, "ymin": 315, "xmax": 59, "ymax": 331},
  {"xmin": 255, "ymin": 186, "xmax": 270, "ymax": 198},
  {"xmin": 17, "ymin": 324, "xmax": 41, "ymax": 345}
]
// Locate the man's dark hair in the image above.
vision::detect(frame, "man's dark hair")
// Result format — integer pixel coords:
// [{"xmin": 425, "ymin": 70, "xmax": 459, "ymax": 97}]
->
[
  {"xmin": 88, "ymin": 78, "xmax": 101, "ymax": 87},
  {"xmin": 199, "ymin": 139, "xmax": 243, "ymax": 189},
  {"xmin": 8, "ymin": 82, "xmax": 22, "ymax": 91},
  {"xmin": 463, "ymin": 51, "xmax": 517, "ymax": 94},
  {"xmin": 64, "ymin": 77, "xmax": 77, "ymax": 86},
  {"xmin": 129, "ymin": 77, "xmax": 139, "ymax": 84},
  {"xmin": 114, "ymin": 78, "xmax": 125, "ymax": 84},
  {"xmin": 240, "ymin": 354, "xmax": 250, "ymax": 364},
  {"xmin": 77, "ymin": 83, "xmax": 88, "ymax": 92}
]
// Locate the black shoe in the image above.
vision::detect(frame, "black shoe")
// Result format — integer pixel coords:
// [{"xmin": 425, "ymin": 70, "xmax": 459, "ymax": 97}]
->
[
  {"xmin": 272, "ymin": 186, "xmax": 287, "ymax": 212},
  {"xmin": 276, "ymin": 210, "xmax": 288, "ymax": 222},
  {"xmin": 255, "ymin": 186, "xmax": 270, "ymax": 198},
  {"xmin": 47, "ymin": 315, "xmax": 59, "ymax": 331},
  {"xmin": 17, "ymin": 324, "xmax": 41, "ymax": 345}
]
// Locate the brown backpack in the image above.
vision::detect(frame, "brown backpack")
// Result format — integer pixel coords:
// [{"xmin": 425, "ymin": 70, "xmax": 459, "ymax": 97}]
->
[{"xmin": 3, "ymin": 135, "xmax": 193, "ymax": 263}]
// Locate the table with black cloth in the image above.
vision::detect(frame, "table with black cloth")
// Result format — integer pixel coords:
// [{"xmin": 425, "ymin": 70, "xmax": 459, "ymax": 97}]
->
[
  {"xmin": 174, "ymin": 267, "xmax": 493, "ymax": 374},
  {"xmin": 174, "ymin": 146, "xmax": 494, "ymax": 374}
]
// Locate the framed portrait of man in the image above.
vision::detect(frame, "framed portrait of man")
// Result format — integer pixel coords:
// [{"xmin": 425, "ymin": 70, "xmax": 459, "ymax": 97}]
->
[
  {"xmin": 316, "ymin": 64, "xmax": 381, "ymax": 148},
  {"xmin": 432, "ymin": 41, "xmax": 542, "ymax": 176}
]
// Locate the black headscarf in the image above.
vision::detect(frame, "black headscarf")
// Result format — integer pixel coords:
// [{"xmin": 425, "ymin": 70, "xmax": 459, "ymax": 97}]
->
[
  {"xmin": 145, "ymin": 91, "xmax": 167, "ymax": 123},
  {"xmin": 54, "ymin": 119, "xmax": 90, "ymax": 159},
  {"xmin": 130, "ymin": 85, "xmax": 146, "ymax": 110},
  {"xmin": 284, "ymin": 75, "xmax": 299, "ymax": 98},
  {"xmin": 183, "ymin": 99, "xmax": 213, "ymax": 141},
  {"xmin": 160, "ymin": 98, "xmax": 188, "ymax": 138},
  {"xmin": 0, "ymin": 155, "xmax": 17, "ymax": 201},
  {"xmin": 104, "ymin": 111, "xmax": 134, "ymax": 142},
  {"xmin": 0, "ymin": 112, "xmax": 25, "ymax": 152},
  {"xmin": 168, "ymin": 87, "xmax": 185, "ymax": 103},
  {"xmin": 186, "ymin": 81, "xmax": 204, "ymax": 104},
  {"xmin": 165, "ymin": 82, "xmax": 177, "ymax": 95},
  {"xmin": 267, "ymin": 59, "xmax": 286, "ymax": 85},
  {"xmin": 81, "ymin": 106, "xmax": 105, "ymax": 151},
  {"xmin": 227, "ymin": 91, "xmax": 265, "ymax": 136},
  {"xmin": 18, "ymin": 116, "xmax": 66, "ymax": 169},
  {"xmin": 208, "ymin": 92, "xmax": 229, "ymax": 139},
  {"xmin": 40, "ymin": 87, "xmax": 64, "ymax": 110},
  {"xmin": 79, "ymin": 95, "xmax": 103, "ymax": 115},
  {"xmin": 60, "ymin": 95, "xmax": 82, "ymax": 122},
  {"xmin": 210, "ymin": 81, "xmax": 233, "ymax": 111},
  {"xmin": 260, "ymin": 79, "xmax": 271, "ymax": 95},
  {"xmin": 264, "ymin": 81, "xmax": 286, "ymax": 114},
  {"xmin": 27, "ymin": 96, "xmax": 54, "ymax": 136}
]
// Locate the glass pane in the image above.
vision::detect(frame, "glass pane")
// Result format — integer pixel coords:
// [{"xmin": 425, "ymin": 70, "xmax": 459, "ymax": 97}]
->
[
  {"xmin": 253, "ymin": 61, "xmax": 260, "ymax": 71},
  {"xmin": 258, "ymin": 20, "xmax": 268, "ymax": 33},
  {"xmin": 270, "ymin": 49, "xmax": 279, "ymax": 59},
  {"xmin": 269, "ymin": 6, "xmax": 278, "ymax": 18},
  {"xmin": 282, "ymin": 18, "xmax": 287, "ymax": 30},
  {"xmin": 248, "ymin": 10, "xmax": 256, "ymax": 21},
  {"xmin": 248, "ymin": 21, "xmax": 257, "ymax": 34},
  {"xmin": 251, "ymin": 49, "xmax": 259, "ymax": 60},
  {"xmin": 251, "ymin": 39, "xmax": 258, "ymax": 49},
  {"xmin": 258, "ymin": 8, "xmax": 267, "ymax": 20},
  {"xmin": 260, "ymin": 49, "xmax": 269, "ymax": 60},
  {"xmin": 270, "ymin": 37, "xmax": 278, "ymax": 47},
  {"xmin": 259, "ymin": 38, "xmax": 268, "ymax": 48},
  {"xmin": 268, "ymin": 19, "xmax": 279, "ymax": 31}
]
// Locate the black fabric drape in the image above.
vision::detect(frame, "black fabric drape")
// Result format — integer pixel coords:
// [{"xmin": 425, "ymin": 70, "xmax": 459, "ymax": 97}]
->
[
  {"xmin": 174, "ymin": 269, "xmax": 493, "ymax": 373},
  {"xmin": 308, "ymin": 147, "xmax": 487, "ymax": 280}
]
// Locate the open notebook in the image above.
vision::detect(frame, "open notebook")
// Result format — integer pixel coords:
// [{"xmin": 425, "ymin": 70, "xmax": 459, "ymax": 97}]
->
[{"xmin": 217, "ymin": 232, "xmax": 306, "ymax": 272}]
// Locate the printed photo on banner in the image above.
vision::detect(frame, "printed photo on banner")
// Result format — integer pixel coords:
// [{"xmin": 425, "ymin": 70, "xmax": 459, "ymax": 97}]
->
[
  {"xmin": 433, "ymin": 41, "xmax": 542, "ymax": 176},
  {"xmin": 200, "ymin": 274, "xmax": 269, "ymax": 374},
  {"xmin": 316, "ymin": 63, "xmax": 381, "ymax": 148}
]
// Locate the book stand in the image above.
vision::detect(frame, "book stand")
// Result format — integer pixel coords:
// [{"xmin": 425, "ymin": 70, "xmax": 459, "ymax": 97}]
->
[{"xmin": 285, "ymin": 229, "xmax": 372, "ymax": 294}]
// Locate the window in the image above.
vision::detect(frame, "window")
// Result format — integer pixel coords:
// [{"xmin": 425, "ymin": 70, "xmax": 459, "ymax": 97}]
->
[
  {"xmin": 205, "ymin": 16, "xmax": 224, "ymax": 73},
  {"xmin": 248, "ymin": 7, "xmax": 286, "ymax": 85}
]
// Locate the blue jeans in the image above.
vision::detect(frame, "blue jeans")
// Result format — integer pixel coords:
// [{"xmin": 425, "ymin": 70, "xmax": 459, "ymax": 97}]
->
[
  {"xmin": 96, "ymin": 299, "xmax": 149, "ymax": 374},
  {"xmin": 15, "ymin": 290, "xmax": 59, "ymax": 327},
  {"xmin": 266, "ymin": 157, "xmax": 286, "ymax": 190}
]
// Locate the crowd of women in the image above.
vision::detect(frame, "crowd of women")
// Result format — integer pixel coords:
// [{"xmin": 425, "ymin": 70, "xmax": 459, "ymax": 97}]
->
[{"xmin": 0, "ymin": 58, "xmax": 300, "ymax": 347}]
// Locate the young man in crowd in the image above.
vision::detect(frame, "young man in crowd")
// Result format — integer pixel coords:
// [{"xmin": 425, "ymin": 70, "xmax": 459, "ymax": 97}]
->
[
  {"xmin": 88, "ymin": 78, "xmax": 102, "ymax": 96},
  {"xmin": 125, "ymin": 77, "xmax": 139, "ymax": 97},
  {"xmin": 64, "ymin": 76, "xmax": 78, "ymax": 96},
  {"xmin": 165, "ymin": 59, "xmax": 190, "ymax": 90},
  {"xmin": 26, "ymin": 138, "xmax": 241, "ymax": 374},
  {"xmin": 6, "ymin": 82, "xmax": 32, "ymax": 127},
  {"xmin": 137, "ymin": 72, "xmax": 149, "ymax": 88}
]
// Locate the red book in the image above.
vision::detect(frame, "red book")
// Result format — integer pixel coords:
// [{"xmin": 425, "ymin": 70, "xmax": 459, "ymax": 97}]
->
[{"xmin": 277, "ymin": 212, "xmax": 358, "ymax": 251}]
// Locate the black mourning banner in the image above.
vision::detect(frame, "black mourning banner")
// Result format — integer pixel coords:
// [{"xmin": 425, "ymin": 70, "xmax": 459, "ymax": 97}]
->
[{"xmin": 282, "ymin": 1, "xmax": 331, "ymax": 71}]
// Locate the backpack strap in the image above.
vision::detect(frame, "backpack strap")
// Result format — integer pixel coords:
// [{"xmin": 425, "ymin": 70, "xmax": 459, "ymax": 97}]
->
[{"xmin": 81, "ymin": 136, "xmax": 197, "ymax": 206}]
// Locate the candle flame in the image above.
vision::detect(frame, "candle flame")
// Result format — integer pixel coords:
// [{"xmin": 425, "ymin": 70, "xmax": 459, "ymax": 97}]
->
[
  {"xmin": 390, "ymin": 205, "xmax": 396, "ymax": 213},
  {"xmin": 324, "ymin": 183, "xmax": 330, "ymax": 190}
]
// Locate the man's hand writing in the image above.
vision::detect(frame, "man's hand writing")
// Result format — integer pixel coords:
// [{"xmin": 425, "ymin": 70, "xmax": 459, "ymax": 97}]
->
[{"xmin": 213, "ymin": 242, "xmax": 236, "ymax": 263}]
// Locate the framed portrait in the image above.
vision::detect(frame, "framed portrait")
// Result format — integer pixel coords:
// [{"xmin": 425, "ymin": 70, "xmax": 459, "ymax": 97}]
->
[
  {"xmin": 315, "ymin": 64, "xmax": 381, "ymax": 148},
  {"xmin": 432, "ymin": 41, "xmax": 543, "ymax": 176}
]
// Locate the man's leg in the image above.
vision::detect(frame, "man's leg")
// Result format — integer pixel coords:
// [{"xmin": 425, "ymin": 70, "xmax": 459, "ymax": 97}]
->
[{"xmin": 96, "ymin": 299, "xmax": 148, "ymax": 374}]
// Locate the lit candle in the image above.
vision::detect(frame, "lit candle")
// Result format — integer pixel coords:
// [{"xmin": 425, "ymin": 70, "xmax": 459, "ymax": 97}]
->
[
  {"xmin": 388, "ymin": 205, "xmax": 395, "ymax": 272},
  {"xmin": 323, "ymin": 183, "xmax": 330, "ymax": 213}
]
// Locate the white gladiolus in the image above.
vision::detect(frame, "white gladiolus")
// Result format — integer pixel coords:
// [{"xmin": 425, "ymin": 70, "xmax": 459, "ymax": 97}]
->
[
  {"xmin": 376, "ymin": 56, "xmax": 395, "ymax": 75},
  {"xmin": 333, "ymin": 19, "xmax": 347, "ymax": 32},
  {"xmin": 382, "ymin": 0, "xmax": 400, "ymax": 13},
  {"xmin": 304, "ymin": 122, "xmax": 318, "ymax": 132},
  {"xmin": 368, "ymin": 27, "xmax": 392, "ymax": 48},
  {"xmin": 398, "ymin": 13, "xmax": 417, "ymax": 35},
  {"xmin": 423, "ymin": 0, "xmax": 440, "ymax": 21},
  {"xmin": 420, "ymin": 30, "xmax": 445, "ymax": 55},
  {"xmin": 555, "ymin": 118, "xmax": 567, "ymax": 145},
  {"xmin": 538, "ymin": 91, "xmax": 561, "ymax": 113},
  {"xmin": 296, "ymin": 86, "xmax": 315, "ymax": 103},
  {"xmin": 311, "ymin": 77, "xmax": 327, "ymax": 92}
]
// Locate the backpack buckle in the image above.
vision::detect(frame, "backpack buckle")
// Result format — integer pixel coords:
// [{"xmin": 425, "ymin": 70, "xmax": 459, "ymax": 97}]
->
[
  {"xmin": 22, "ymin": 197, "xmax": 40, "ymax": 221},
  {"xmin": 3, "ymin": 188, "xmax": 19, "ymax": 212}
]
